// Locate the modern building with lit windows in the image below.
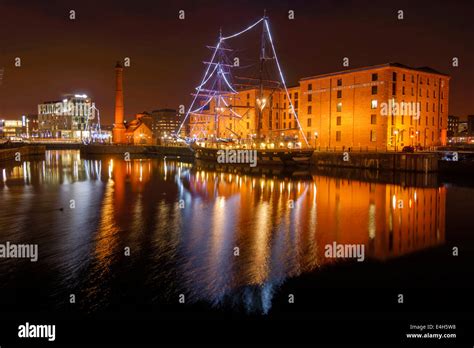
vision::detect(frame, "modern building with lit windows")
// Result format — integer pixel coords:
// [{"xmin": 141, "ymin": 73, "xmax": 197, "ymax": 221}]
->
[
  {"xmin": 37, "ymin": 94, "xmax": 94, "ymax": 139},
  {"xmin": 0, "ymin": 119, "xmax": 23, "ymax": 138}
]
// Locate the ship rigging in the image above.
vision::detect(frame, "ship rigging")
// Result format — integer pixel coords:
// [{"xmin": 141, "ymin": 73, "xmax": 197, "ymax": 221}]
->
[{"xmin": 176, "ymin": 14, "xmax": 310, "ymax": 150}]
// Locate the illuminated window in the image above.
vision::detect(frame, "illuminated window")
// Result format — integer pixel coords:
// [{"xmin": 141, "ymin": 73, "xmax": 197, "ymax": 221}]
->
[
  {"xmin": 337, "ymin": 102, "xmax": 342, "ymax": 112},
  {"xmin": 371, "ymin": 100, "xmax": 378, "ymax": 109},
  {"xmin": 370, "ymin": 130, "xmax": 377, "ymax": 142}
]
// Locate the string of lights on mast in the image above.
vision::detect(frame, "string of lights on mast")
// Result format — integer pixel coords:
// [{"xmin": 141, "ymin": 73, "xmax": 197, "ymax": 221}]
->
[{"xmin": 176, "ymin": 14, "xmax": 309, "ymax": 147}]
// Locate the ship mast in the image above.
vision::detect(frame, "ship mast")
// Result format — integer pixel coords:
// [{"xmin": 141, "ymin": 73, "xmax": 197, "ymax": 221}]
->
[
  {"xmin": 257, "ymin": 11, "xmax": 268, "ymax": 139},
  {"xmin": 215, "ymin": 27, "xmax": 223, "ymax": 138},
  {"xmin": 177, "ymin": 15, "xmax": 310, "ymax": 147}
]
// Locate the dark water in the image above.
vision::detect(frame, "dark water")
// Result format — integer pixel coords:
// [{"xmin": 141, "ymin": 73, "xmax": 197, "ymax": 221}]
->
[{"xmin": 0, "ymin": 150, "xmax": 473, "ymax": 318}]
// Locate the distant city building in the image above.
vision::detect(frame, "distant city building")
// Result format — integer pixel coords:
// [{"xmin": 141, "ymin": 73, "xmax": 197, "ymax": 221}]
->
[
  {"xmin": 150, "ymin": 109, "xmax": 181, "ymax": 141},
  {"xmin": 458, "ymin": 121, "xmax": 468, "ymax": 134},
  {"xmin": 447, "ymin": 115, "xmax": 459, "ymax": 137},
  {"xmin": 23, "ymin": 114, "xmax": 39, "ymax": 138},
  {"xmin": 98, "ymin": 124, "xmax": 113, "ymax": 144},
  {"xmin": 38, "ymin": 94, "xmax": 94, "ymax": 139},
  {"xmin": 468, "ymin": 115, "xmax": 474, "ymax": 135},
  {"xmin": 0, "ymin": 119, "xmax": 23, "ymax": 138},
  {"xmin": 449, "ymin": 119, "xmax": 474, "ymax": 144}
]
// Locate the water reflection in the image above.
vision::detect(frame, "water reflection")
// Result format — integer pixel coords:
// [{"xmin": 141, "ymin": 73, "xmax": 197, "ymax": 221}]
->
[{"xmin": 0, "ymin": 150, "xmax": 446, "ymax": 314}]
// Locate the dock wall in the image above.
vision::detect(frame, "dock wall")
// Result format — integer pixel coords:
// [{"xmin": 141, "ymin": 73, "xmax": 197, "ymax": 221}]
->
[
  {"xmin": 0, "ymin": 146, "xmax": 46, "ymax": 162},
  {"xmin": 311, "ymin": 151, "xmax": 438, "ymax": 173}
]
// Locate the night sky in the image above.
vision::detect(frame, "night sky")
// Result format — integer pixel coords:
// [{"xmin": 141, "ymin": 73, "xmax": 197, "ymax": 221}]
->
[{"xmin": 0, "ymin": 0, "xmax": 473, "ymax": 124}]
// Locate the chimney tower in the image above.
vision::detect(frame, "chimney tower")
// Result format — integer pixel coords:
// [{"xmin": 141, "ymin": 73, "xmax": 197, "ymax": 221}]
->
[{"xmin": 112, "ymin": 61, "xmax": 126, "ymax": 143}]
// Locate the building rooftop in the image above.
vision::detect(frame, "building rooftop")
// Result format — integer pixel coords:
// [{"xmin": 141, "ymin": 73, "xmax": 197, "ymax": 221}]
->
[
  {"xmin": 300, "ymin": 62, "xmax": 450, "ymax": 81},
  {"xmin": 151, "ymin": 108, "xmax": 177, "ymax": 113}
]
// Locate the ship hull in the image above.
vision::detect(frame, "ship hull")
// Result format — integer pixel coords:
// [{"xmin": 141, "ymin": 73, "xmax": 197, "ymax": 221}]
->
[{"xmin": 191, "ymin": 144, "xmax": 314, "ymax": 166}]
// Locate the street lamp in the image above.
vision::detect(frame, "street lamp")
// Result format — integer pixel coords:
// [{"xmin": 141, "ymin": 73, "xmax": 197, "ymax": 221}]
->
[
  {"xmin": 314, "ymin": 131, "xmax": 318, "ymax": 148},
  {"xmin": 393, "ymin": 129, "xmax": 399, "ymax": 152}
]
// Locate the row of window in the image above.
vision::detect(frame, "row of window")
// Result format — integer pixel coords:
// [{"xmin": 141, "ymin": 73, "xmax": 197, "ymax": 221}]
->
[
  {"xmin": 304, "ymin": 113, "xmax": 443, "ymax": 128},
  {"xmin": 391, "ymin": 115, "xmax": 443, "ymax": 127},
  {"xmin": 328, "ymin": 129, "xmax": 436, "ymax": 143},
  {"xmin": 305, "ymin": 114, "xmax": 377, "ymax": 127},
  {"xmin": 306, "ymin": 72, "xmax": 445, "ymax": 93},
  {"xmin": 259, "ymin": 122, "xmax": 295, "ymax": 130},
  {"xmin": 304, "ymin": 100, "xmax": 443, "ymax": 114},
  {"xmin": 305, "ymin": 85, "xmax": 443, "ymax": 102}
]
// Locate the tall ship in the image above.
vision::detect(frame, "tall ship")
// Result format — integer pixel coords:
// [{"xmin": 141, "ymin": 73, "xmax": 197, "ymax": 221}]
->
[{"xmin": 176, "ymin": 14, "xmax": 314, "ymax": 166}]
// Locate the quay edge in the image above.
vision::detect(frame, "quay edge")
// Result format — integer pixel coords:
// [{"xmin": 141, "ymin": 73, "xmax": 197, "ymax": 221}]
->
[{"xmin": 311, "ymin": 151, "xmax": 439, "ymax": 173}]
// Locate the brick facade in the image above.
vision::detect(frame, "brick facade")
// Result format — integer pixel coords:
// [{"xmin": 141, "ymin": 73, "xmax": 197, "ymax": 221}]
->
[{"xmin": 189, "ymin": 63, "xmax": 450, "ymax": 150}]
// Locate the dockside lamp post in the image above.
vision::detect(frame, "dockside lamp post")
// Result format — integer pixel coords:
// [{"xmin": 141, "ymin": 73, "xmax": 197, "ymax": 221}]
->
[{"xmin": 393, "ymin": 129, "xmax": 399, "ymax": 152}]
